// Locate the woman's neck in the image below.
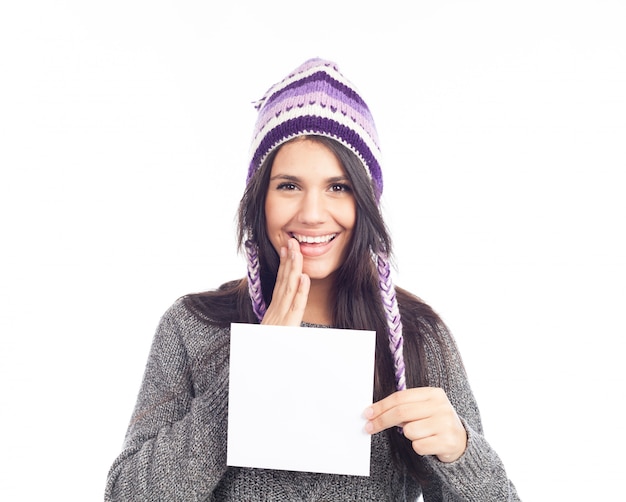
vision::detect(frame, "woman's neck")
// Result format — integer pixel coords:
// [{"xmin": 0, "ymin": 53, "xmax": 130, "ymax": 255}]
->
[{"xmin": 302, "ymin": 277, "xmax": 335, "ymax": 326}]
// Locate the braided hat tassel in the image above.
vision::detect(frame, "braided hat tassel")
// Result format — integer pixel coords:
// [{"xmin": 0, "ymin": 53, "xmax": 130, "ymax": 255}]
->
[
  {"xmin": 245, "ymin": 240, "xmax": 267, "ymax": 322},
  {"xmin": 377, "ymin": 253, "xmax": 407, "ymax": 392}
]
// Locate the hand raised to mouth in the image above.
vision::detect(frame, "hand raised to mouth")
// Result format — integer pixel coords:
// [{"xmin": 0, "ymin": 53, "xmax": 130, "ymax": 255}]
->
[{"xmin": 261, "ymin": 238, "xmax": 311, "ymax": 327}]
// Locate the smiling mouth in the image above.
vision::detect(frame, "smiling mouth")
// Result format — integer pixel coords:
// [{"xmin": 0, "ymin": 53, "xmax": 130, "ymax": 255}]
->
[{"xmin": 290, "ymin": 232, "xmax": 337, "ymax": 244}]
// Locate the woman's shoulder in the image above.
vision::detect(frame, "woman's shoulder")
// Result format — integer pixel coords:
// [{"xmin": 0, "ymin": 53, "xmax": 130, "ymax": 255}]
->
[
  {"xmin": 169, "ymin": 278, "xmax": 255, "ymax": 328},
  {"xmin": 395, "ymin": 286, "xmax": 444, "ymax": 327},
  {"xmin": 149, "ymin": 292, "xmax": 235, "ymax": 363},
  {"xmin": 395, "ymin": 285, "xmax": 458, "ymax": 351},
  {"xmin": 155, "ymin": 295, "xmax": 227, "ymax": 338},
  {"xmin": 395, "ymin": 286, "xmax": 465, "ymax": 388}
]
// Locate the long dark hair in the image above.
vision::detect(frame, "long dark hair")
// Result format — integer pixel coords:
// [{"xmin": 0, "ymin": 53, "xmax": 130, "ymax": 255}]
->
[{"xmin": 185, "ymin": 136, "xmax": 452, "ymax": 483}]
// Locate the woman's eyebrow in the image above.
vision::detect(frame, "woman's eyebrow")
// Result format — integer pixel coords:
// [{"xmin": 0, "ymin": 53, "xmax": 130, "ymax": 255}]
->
[
  {"xmin": 326, "ymin": 176, "xmax": 350, "ymax": 183},
  {"xmin": 269, "ymin": 174, "xmax": 300, "ymax": 182},
  {"xmin": 269, "ymin": 174, "xmax": 350, "ymax": 183}
]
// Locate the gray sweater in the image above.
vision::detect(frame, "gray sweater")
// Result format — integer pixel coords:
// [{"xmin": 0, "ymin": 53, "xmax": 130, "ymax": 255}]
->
[{"xmin": 105, "ymin": 298, "xmax": 520, "ymax": 501}]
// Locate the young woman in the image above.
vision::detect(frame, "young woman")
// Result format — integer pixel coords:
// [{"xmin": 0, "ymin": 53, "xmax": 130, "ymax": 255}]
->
[{"xmin": 105, "ymin": 58, "xmax": 520, "ymax": 501}]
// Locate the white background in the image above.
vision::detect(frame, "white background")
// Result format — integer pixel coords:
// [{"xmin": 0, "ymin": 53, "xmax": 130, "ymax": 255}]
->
[{"xmin": 1, "ymin": 1, "xmax": 624, "ymax": 500}]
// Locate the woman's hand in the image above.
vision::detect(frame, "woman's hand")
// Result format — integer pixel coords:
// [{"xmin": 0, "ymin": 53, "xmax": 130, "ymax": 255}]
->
[
  {"xmin": 261, "ymin": 238, "xmax": 311, "ymax": 326},
  {"xmin": 364, "ymin": 387, "xmax": 468, "ymax": 463}
]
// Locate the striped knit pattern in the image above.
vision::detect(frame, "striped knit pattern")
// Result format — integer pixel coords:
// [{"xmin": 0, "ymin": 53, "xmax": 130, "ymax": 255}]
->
[{"xmin": 247, "ymin": 58, "xmax": 384, "ymax": 202}]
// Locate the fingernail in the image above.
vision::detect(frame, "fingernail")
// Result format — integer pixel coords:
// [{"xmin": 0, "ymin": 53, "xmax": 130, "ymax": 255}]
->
[
  {"xmin": 364, "ymin": 421, "xmax": 374, "ymax": 434},
  {"xmin": 280, "ymin": 246, "xmax": 286, "ymax": 258},
  {"xmin": 363, "ymin": 407, "xmax": 374, "ymax": 419}
]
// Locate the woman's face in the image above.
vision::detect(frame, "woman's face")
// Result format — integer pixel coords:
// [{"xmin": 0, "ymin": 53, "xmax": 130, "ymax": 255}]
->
[{"xmin": 264, "ymin": 138, "xmax": 356, "ymax": 283}]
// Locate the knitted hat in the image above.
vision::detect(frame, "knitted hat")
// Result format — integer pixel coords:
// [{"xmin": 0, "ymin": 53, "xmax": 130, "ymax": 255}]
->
[
  {"xmin": 247, "ymin": 58, "xmax": 384, "ymax": 202},
  {"xmin": 244, "ymin": 58, "xmax": 406, "ymax": 392}
]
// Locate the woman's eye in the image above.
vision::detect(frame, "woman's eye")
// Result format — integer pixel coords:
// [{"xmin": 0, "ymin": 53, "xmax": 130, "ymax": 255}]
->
[
  {"xmin": 277, "ymin": 183, "xmax": 298, "ymax": 191},
  {"xmin": 330, "ymin": 183, "xmax": 351, "ymax": 193}
]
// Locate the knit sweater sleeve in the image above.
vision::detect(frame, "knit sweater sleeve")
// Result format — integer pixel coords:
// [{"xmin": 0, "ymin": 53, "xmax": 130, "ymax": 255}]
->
[
  {"xmin": 104, "ymin": 300, "xmax": 229, "ymax": 501},
  {"xmin": 420, "ymin": 324, "xmax": 521, "ymax": 501}
]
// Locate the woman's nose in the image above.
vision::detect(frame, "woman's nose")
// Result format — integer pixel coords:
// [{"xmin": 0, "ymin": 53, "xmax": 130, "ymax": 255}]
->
[{"xmin": 297, "ymin": 191, "xmax": 326, "ymax": 225}]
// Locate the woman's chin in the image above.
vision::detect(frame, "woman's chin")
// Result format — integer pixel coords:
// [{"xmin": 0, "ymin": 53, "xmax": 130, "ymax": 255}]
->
[{"xmin": 302, "ymin": 264, "xmax": 338, "ymax": 283}]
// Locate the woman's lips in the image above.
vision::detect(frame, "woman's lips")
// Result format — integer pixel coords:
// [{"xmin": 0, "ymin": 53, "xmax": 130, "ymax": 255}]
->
[
  {"xmin": 290, "ymin": 232, "xmax": 337, "ymax": 244},
  {"xmin": 289, "ymin": 232, "xmax": 338, "ymax": 257}
]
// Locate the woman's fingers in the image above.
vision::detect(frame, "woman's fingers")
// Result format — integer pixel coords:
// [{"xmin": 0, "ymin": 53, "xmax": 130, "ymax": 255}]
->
[
  {"xmin": 276, "ymin": 240, "xmax": 304, "ymax": 301},
  {"xmin": 290, "ymin": 272, "xmax": 310, "ymax": 319},
  {"xmin": 403, "ymin": 413, "xmax": 466, "ymax": 461},
  {"xmin": 262, "ymin": 239, "xmax": 310, "ymax": 326},
  {"xmin": 364, "ymin": 388, "xmax": 467, "ymax": 463},
  {"xmin": 364, "ymin": 388, "xmax": 431, "ymax": 432}
]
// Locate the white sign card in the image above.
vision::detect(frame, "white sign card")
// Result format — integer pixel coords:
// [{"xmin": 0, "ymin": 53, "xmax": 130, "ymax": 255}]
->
[{"xmin": 227, "ymin": 323, "xmax": 376, "ymax": 476}]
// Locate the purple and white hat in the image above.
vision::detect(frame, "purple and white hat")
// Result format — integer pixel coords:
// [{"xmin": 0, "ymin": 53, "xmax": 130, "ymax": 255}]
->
[
  {"xmin": 245, "ymin": 58, "xmax": 406, "ymax": 393},
  {"xmin": 247, "ymin": 58, "xmax": 384, "ymax": 203}
]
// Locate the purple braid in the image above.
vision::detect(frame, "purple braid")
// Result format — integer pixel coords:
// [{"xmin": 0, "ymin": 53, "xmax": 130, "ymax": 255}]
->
[
  {"xmin": 377, "ymin": 253, "xmax": 407, "ymax": 392},
  {"xmin": 245, "ymin": 240, "xmax": 267, "ymax": 321}
]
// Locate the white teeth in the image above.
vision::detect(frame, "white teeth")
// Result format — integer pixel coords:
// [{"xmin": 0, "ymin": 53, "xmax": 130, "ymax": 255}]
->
[{"xmin": 292, "ymin": 233, "xmax": 336, "ymax": 244}]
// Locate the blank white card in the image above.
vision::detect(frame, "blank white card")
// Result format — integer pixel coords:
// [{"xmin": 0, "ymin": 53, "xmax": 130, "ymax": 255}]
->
[{"xmin": 227, "ymin": 323, "xmax": 376, "ymax": 476}]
